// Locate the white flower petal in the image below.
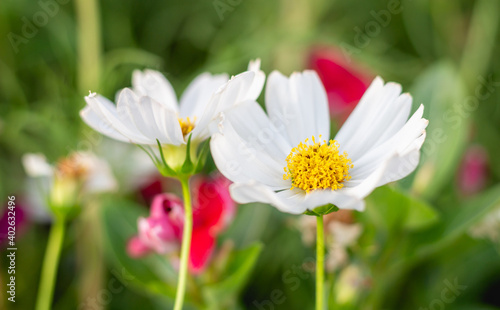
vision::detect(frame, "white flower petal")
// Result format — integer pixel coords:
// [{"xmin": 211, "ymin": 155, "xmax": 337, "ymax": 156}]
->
[
  {"xmin": 295, "ymin": 189, "xmax": 366, "ymax": 212},
  {"xmin": 116, "ymin": 89, "xmax": 163, "ymax": 144},
  {"xmin": 80, "ymin": 106, "xmax": 130, "ymax": 142},
  {"xmin": 140, "ymin": 96, "xmax": 184, "ymax": 145},
  {"xmin": 229, "ymin": 181, "xmax": 305, "ymax": 214},
  {"xmin": 374, "ymin": 132, "xmax": 427, "ymax": 186},
  {"xmin": 336, "ymin": 78, "xmax": 406, "ymax": 160},
  {"xmin": 154, "ymin": 103, "xmax": 185, "ymax": 146},
  {"xmin": 132, "ymin": 69, "xmax": 179, "ymax": 112},
  {"xmin": 22, "ymin": 153, "xmax": 53, "ymax": 177},
  {"xmin": 210, "ymin": 102, "xmax": 291, "ymax": 190},
  {"xmin": 230, "ymin": 181, "xmax": 366, "ymax": 214},
  {"xmin": 265, "ymin": 70, "xmax": 330, "ymax": 146},
  {"xmin": 222, "ymin": 100, "xmax": 292, "ymax": 160},
  {"xmin": 85, "ymin": 92, "xmax": 150, "ymax": 144},
  {"xmin": 116, "ymin": 89, "xmax": 184, "ymax": 145},
  {"xmin": 349, "ymin": 105, "xmax": 427, "ymax": 181},
  {"xmin": 334, "ymin": 77, "xmax": 384, "ymax": 143},
  {"xmin": 371, "ymin": 93, "xmax": 413, "ymax": 147},
  {"xmin": 192, "ymin": 70, "xmax": 260, "ymax": 141},
  {"xmin": 246, "ymin": 59, "xmax": 266, "ymax": 102},
  {"xmin": 179, "ymin": 73, "xmax": 229, "ymax": 119}
]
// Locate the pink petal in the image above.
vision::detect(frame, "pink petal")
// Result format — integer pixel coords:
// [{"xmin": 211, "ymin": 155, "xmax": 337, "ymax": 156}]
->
[
  {"xmin": 150, "ymin": 193, "xmax": 184, "ymax": 219},
  {"xmin": 458, "ymin": 145, "xmax": 489, "ymax": 196},
  {"xmin": 127, "ymin": 236, "xmax": 151, "ymax": 258},
  {"xmin": 138, "ymin": 216, "xmax": 179, "ymax": 254}
]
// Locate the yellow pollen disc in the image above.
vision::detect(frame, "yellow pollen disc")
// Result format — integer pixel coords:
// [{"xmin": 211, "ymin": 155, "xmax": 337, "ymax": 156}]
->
[
  {"xmin": 283, "ymin": 136, "xmax": 353, "ymax": 193},
  {"xmin": 178, "ymin": 116, "xmax": 196, "ymax": 136}
]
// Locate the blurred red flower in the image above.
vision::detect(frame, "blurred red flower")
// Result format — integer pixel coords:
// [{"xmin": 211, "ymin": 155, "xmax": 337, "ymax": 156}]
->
[
  {"xmin": 308, "ymin": 47, "xmax": 372, "ymax": 125},
  {"xmin": 127, "ymin": 174, "xmax": 235, "ymax": 274}
]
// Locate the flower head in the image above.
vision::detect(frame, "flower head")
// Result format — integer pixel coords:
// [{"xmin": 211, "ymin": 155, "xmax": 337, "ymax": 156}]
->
[
  {"xmin": 80, "ymin": 61, "xmax": 264, "ymax": 175},
  {"xmin": 22, "ymin": 152, "xmax": 116, "ymax": 216},
  {"xmin": 127, "ymin": 174, "xmax": 235, "ymax": 274},
  {"xmin": 210, "ymin": 71, "xmax": 428, "ymax": 214}
]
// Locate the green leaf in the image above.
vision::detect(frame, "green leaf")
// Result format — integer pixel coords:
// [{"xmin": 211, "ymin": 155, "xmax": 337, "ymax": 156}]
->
[
  {"xmin": 409, "ymin": 184, "xmax": 500, "ymax": 259},
  {"xmin": 366, "ymin": 186, "xmax": 439, "ymax": 232},
  {"xmin": 202, "ymin": 242, "xmax": 263, "ymax": 310},
  {"xmin": 408, "ymin": 62, "xmax": 469, "ymax": 200}
]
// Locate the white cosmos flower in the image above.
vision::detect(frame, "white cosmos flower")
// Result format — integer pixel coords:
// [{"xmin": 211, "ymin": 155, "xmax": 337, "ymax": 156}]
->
[
  {"xmin": 80, "ymin": 60, "xmax": 264, "ymax": 147},
  {"xmin": 210, "ymin": 71, "xmax": 428, "ymax": 214}
]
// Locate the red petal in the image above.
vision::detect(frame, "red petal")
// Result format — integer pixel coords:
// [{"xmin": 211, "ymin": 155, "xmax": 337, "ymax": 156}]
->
[
  {"xmin": 189, "ymin": 229, "xmax": 215, "ymax": 274},
  {"xmin": 192, "ymin": 175, "xmax": 235, "ymax": 234}
]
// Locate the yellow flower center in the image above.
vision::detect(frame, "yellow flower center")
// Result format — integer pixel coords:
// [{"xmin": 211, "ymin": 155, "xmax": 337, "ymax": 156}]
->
[
  {"xmin": 283, "ymin": 136, "xmax": 353, "ymax": 193},
  {"xmin": 178, "ymin": 117, "xmax": 196, "ymax": 136}
]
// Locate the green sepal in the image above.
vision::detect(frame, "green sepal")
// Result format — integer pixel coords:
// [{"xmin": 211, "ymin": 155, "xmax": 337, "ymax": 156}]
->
[
  {"xmin": 180, "ymin": 133, "xmax": 194, "ymax": 174},
  {"xmin": 156, "ymin": 139, "xmax": 177, "ymax": 177},
  {"xmin": 304, "ymin": 204, "xmax": 339, "ymax": 216},
  {"xmin": 49, "ymin": 203, "xmax": 81, "ymax": 221},
  {"xmin": 194, "ymin": 139, "xmax": 210, "ymax": 173}
]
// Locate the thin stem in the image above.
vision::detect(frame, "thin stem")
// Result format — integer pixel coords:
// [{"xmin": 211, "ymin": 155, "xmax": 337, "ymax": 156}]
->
[
  {"xmin": 316, "ymin": 215, "xmax": 325, "ymax": 310},
  {"xmin": 174, "ymin": 177, "xmax": 193, "ymax": 310},
  {"xmin": 75, "ymin": 0, "xmax": 102, "ymax": 93},
  {"xmin": 36, "ymin": 217, "xmax": 66, "ymax": 310}
]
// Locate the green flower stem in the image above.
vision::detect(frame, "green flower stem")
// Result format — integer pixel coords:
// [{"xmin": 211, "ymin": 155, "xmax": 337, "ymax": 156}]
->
[
  {"xmin": 75, "ymin": 0, "xmax": 102, "ymax": 93},
  {"xmin": 316, "ymin": 215, "xmax": 325, "ymax": 310},
  {"xmin": 174, "ymin": 177, "xmax": 193, "ymax": 310},
  {"xmin": 35, "ymin": 216, "xmax": 66, "ymax": 310}
]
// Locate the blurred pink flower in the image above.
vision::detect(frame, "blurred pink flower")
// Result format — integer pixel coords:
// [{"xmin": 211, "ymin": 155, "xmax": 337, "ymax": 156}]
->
[
  {"xmin": 457, "ymin": 145, "xmax": 489, "ymax": 196},
  {"xmin": 308, "ymin": 47, "xmax": 372, "ymax": 124},
  {"xmin": 127, "ymin": 175, "xmax": 236, "ymax": 274}
]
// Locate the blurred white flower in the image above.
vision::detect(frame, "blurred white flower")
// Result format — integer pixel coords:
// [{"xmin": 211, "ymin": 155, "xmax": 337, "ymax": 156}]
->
[
  {"xmin": 298, "ymin": 210, "xmax": 362, "ymax": 272},
  {"xmin": 469, "ymin": 204, "xmax": 500, "ymax": 243},
  {"xmin": 211, "ymin": 72, "xmax": 428, "ymax": 214},
  {"xmin": 96, "ymin": 138, "xmax": 158, "ymax": 191},
  {"xmin": 23, "ymin": 153, "xmax": 53, "ymax": 177},
  {"xmin": 328, "ymin": 221, "xmax": 362, "ymax": 247},
  {"xmin": 326, "ymin": 221, "xmax": 362, "ymax": 272},
  {"xmin": 334, "ymin": 265, "xmax": 366, "ymax": 305},
  {"xmin": 22, "ymin": 152, "xmax": 117, "ymax": 216}
]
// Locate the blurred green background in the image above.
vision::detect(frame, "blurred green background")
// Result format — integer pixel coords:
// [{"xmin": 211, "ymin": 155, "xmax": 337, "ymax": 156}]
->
[{"xmin": 1, "ymin": 0, "xmax": 500, "ymax": 309}]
